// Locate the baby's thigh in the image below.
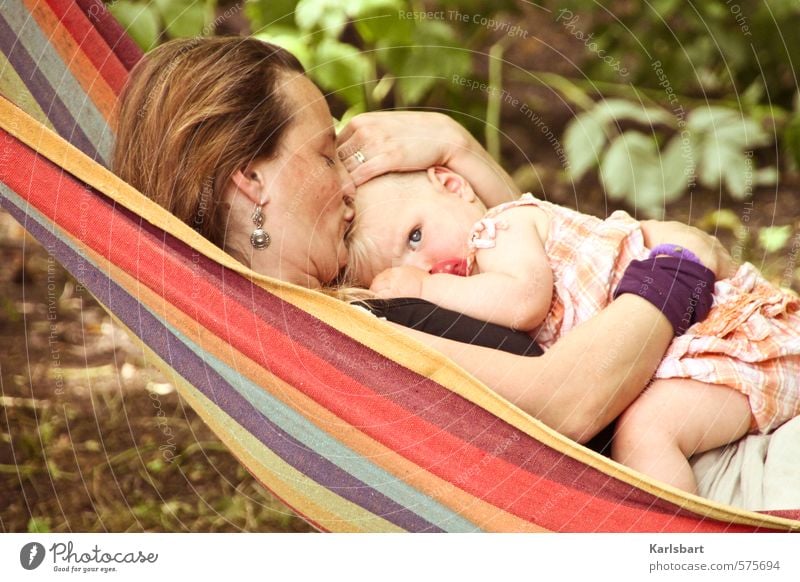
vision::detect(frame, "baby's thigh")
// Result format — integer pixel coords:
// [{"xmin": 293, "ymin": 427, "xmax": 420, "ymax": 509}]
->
[{"xmin": 616, "ymin": 378, "xmax": 752, "ymax": 456}]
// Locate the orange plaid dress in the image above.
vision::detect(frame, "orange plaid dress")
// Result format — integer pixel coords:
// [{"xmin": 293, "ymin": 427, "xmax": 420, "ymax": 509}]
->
[{"xmin": 468, "ymin": 194, "xmax": 800, "ymax": 434}]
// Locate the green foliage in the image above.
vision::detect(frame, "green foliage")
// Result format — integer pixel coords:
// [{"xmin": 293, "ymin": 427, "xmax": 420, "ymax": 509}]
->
[
  {"xmin": 549, "ymin": 1, "xmax": 800, "ymax": 185},
  {"xmin": 109, "ymin": 1, "xmax": 161, "ymax": 51},
  {"xmin": 699, "ymin": 210, "xmax": 794, "ymax": 267},
  {"xmin": 27, "ymin": 517, "xmax": 52, "ymax": 533},
  {"xmin": 110, "ymin": 0, "xmax": 217, "ymax": 50},
  {"xmin": 246, "ymin": 0, "xmax": 517, "ymax": 123},
  {"xmin": 550, "ymin": 0, "xmax": 800, "ymax": 108},
  {"xmin": 564, "ymin": 99, "xmax": 777, "ymax": 217}
]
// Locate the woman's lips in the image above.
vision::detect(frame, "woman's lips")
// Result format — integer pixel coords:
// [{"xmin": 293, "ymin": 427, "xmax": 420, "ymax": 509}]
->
[{"xmin": 430, "ymin": 258, "xmax": 468, "ymax": 277}]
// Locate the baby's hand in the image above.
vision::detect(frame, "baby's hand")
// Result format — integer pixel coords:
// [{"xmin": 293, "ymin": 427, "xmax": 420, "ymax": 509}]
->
[{"xmin": 370, "ymin": 266, "xmax": 429, "ymax": 299}]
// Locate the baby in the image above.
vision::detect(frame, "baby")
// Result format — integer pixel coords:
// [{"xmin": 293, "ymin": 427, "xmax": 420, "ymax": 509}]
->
[{"xmin": 345, "ymin": 166, "xmax": 800, "ymax": 494}]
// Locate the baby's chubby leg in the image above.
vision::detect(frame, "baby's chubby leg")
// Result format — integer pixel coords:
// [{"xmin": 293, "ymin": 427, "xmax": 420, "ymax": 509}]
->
[{"xmin": 611, "ymin": 378, "xmax": 752, "ymax": 493}]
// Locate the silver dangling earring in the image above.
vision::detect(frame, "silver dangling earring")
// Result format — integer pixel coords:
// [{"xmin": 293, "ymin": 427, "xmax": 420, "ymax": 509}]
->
[{"xmin": 250, "ymin": 206, "xmax": 271, "ymax": 250}]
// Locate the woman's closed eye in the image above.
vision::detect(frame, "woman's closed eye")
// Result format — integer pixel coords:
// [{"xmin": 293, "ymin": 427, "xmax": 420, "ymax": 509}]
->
[{"xmin": 408, "ymin": 227, "xmax": 422, "ymax": 250}]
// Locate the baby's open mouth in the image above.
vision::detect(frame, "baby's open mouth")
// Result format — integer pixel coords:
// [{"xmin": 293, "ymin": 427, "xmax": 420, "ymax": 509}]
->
[{"xmin": 430, "ymin": 258, "xmax": 468, "ymax": 277}]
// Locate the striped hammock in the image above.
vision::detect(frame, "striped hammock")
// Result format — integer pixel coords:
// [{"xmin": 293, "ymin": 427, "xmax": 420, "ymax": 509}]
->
[{"xmin": 2, "ymin": 0, "xmax": 798, "ymax": 532}]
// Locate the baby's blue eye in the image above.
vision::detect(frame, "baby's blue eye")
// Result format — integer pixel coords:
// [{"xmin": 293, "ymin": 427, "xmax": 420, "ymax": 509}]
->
[{"xmin": 408, "ymin": 228, "xmax": 422, "ymax": 249}]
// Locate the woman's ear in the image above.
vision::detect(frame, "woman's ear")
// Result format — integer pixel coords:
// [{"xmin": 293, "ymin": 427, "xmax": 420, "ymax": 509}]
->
[
  {"xmin": 230, "ymin": 163, "xmax": 268, "ymax": 206},
  {"xmin": 427, "ymin": 166, "xmax": 476, "ymax": 202}
]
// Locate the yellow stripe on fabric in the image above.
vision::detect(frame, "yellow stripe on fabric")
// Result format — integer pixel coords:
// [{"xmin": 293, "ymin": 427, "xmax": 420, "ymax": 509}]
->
[
  {"xmin": 0, "ymin": 53, "xmax": 54, "ymax": 130},
  {"xmin": 105, "ymin": 309, "xmax": 403, "ymax": 533},
  {"xmin": 83, "ymin": 245, "xmax": 540, "ymax": 532},
  {"xmin": 3, "ymin": 97, "xmax": 799, "ymax": 532}
]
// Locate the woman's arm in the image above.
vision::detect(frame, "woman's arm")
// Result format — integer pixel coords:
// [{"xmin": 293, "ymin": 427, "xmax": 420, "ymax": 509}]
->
[
  {"xmin": 337, "ymin": 112, "xmax": 520, "ymax": 207},
  {"xmin": 392, "ymin": 293, "xmax": 673, "ymax": 443}
]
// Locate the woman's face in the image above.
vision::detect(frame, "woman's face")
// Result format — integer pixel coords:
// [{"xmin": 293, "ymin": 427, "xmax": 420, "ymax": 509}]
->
[{"xmin": 256, "ymin": 74, "xmax": 355, "ymax": 287}]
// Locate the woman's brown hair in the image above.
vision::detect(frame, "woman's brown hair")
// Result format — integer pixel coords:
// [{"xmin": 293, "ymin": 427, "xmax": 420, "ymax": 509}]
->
[{"xmin": 112, "ymin": 36, "xmax": 304, "ymax": 247}]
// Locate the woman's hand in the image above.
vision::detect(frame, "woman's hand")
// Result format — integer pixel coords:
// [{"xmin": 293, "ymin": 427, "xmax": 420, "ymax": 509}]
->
[
  {"xmin": 337, "ymin": 111, "xmax": 520, "ymax": 207},
  {"xmin": 640, "ymin": 220, "xmax": 735, "ymax": 279},
  {"xmin": 337, "ymin": 112, "xmax": 463, "ymax": 185}
]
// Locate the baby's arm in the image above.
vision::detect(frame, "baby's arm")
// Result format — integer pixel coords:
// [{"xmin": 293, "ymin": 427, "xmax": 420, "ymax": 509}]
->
[{"xmin": 371, "ymin": 207, "xmax": 554, "ymax": 331}]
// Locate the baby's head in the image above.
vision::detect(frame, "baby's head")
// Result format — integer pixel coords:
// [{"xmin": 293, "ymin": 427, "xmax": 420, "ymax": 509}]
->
[{"xmin": 344, "ymin": 167, "xmax": 487, "ymax": 286}]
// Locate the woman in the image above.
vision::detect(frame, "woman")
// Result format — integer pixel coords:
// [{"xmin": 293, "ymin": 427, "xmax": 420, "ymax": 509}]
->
[{"xmin": 113, "ymin": 36, "xmax": 729, "ymax": 444}]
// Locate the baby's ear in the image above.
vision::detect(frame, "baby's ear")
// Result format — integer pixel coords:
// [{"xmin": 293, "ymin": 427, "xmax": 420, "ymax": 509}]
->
[{"xmin": 427, "ymin": 166, "xmax": 476, "ymax": 202}]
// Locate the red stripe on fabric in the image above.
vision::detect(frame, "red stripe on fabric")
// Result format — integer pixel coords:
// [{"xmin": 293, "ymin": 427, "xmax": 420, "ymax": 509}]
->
[
  {"xmin": 760, "ymin": 509, "xmax": 800, "ymax": 521},
  {"xmin": 42, "ymin": 0, "xmax": 130, "ymax": 94},
  {"xmin": 74, "ymin": 0, "xmax": 142, "ymax": 71},
  {"xmin": 0, "ymin": 135, "xmax": 770, "ymax": 532},
  {"xmin": 23, "ymin": 0, "xmax": 116, "ymax": 123}
]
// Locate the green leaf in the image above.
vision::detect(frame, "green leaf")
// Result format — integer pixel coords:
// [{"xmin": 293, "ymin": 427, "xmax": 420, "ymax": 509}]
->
[
  {"xmin": 371, "ymin": 75, "xmax": 394, "ymax": 103},
  {"xmin": 656, "ymin": 134, "xmax": 690, "ymax": 202},
  {"xmin": 564, "ymin": 112, "xmax": 607, "ymax": 180},
  {"xmin": 755, "ymin": 166, "xmax": 778, "ymax": 185},
  {"xmin": 295, "ymin": 0, "xmax": 347, "ymax": 37},
  {"xmin": 109, "ymin": 1, "xmax": 160, "ymax": 51},
  {"xmin": 652, "ymin": 0, "xmax": 681, "ymax": 18},
  {"xmin": 27, "ymin": 517, "xmax": 51, "ymax": 533},
  {"xmin": 154, "ymin": 0, "xmax": 205, "ymax": 38},
  {"xmin": 355, "ymin": 8, "xmax": 414, "ymax": 45},
  {"xmin": 147, "ymin": 458, "xmax": 165, "ymax": 473},
  {"xmin": 385, "ymin": 21, "xmax": 470, "ymax": 106},
  {"xmin": 600, "ymin": 131, "xmax": 659, "ymax": 201},
  {"xmin": 245, "ymin": 0, "xmax": 298, "ymax": 31},
  {"xmin": 705, "ymin": 209, "xmax": 743, "ymax": 232},
  {"xmin": 721, "ymin": 150, "xmax": 751, "ymax": 198},
  {"xmin": 310, "ymin": 39, "xmax": 369, "ymax": 107},
  {"xmin": 741, "ymin": 80, "xmax": 765, "ymax": 108},
  {"xmin": 252, "ymin": 30, "xmax": 313, "ymax": 68},
  {"xmin": 349, "ymin": 0, "xmax": 403, "ymax": 18},
  {"xmin": 758, "ymin": 225, "xmax": 793, "ymax": 253},
  {"xmin": 698, "ymin": 137, "xmax": 741, "ymax": 192},
  {"xmin": 593, "ymin": 99, "xmax": 673, "ymax": 127},
  {"xmin": 600, "ymin": 133, "xmax": 636, "ymax": 200},
  {"xmin": 687, "ymin": 106, "xmax": 741, "ymax": 134},
  {"xmin": 712, "ymin": 118, "xmax": 771, "ymax": 149}
]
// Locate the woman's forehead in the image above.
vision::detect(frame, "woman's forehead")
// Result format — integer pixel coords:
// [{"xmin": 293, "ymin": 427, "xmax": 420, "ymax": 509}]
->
[{"xmin": 282, "ymin": 74, "xmax": 333, "ymax": 136}]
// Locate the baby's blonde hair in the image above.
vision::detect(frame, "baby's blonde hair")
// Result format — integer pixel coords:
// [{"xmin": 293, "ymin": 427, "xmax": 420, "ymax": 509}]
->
[
  {"xmin": 340, "ymin": 171, "xmax": 429, "ymax": 288},
  {"xmin": 341, "ymin": 215, "xmax": 373, "ymax": 287}
]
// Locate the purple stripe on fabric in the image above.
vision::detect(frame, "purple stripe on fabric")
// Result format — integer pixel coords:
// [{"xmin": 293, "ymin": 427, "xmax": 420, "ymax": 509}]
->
[
  {"xmin": 0, "ymin": 13, "xmax": 101, "ymax": 162},
  {"xmin": 0, "ymin": 187, "xmax": 442, "ymax": 533}
]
